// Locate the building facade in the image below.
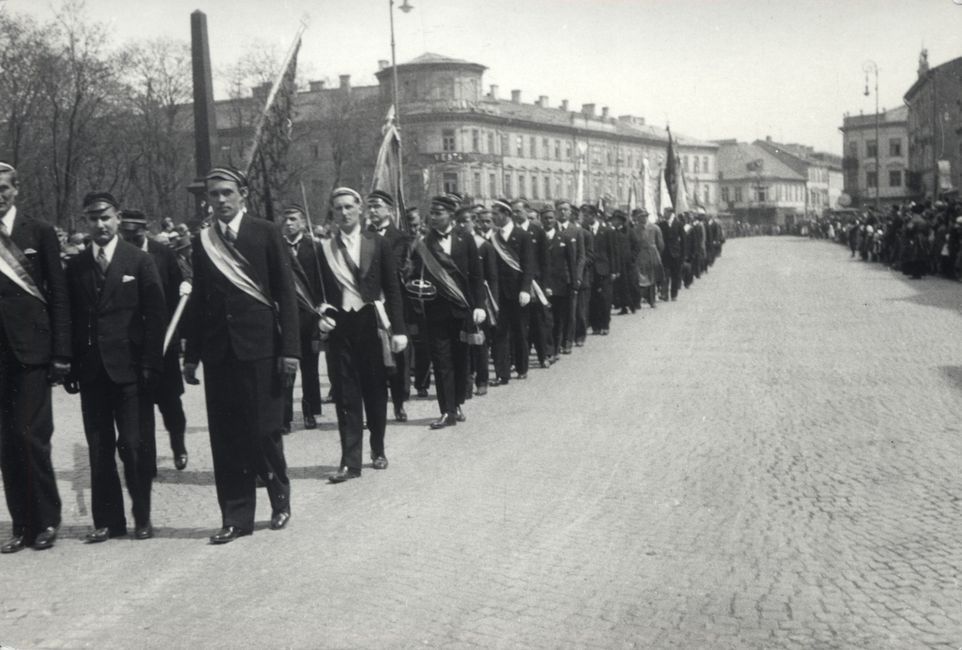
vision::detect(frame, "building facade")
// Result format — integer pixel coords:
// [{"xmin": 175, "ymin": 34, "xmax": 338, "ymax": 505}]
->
[
  {"xmin": 754, "ymin": 137, "xmax": 844, "ymax": 215},
  {"xmin": 839, "ymin": 106, "xmax": 911, "ymax": 208},
  {"xmin": 903, "ymin": 51, "xmax": 962, "ymax": 198},
  {"xmin": 715, "ymin": 140, "xmax": 809, "ymax": 226}
]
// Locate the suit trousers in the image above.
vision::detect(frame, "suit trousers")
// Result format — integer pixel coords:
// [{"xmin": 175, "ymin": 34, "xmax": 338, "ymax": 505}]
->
[
  {"xmin": 574, "ymin": 285, "xmax": 590, "ymax": 342},
  {"xmin": 285, "ymin": 320, "xmax": 322, "ymax": 424},
  {"xmin": 156, "ymin": 348, "xmax": 186, "ymax": 457},
  {"xmin": 493, "ymin": 299, "xmax": 528, "ymax": 380},
  {"xmin": 471, "ymin": 327, "xmax": 493, "ymax": 387},
  {"xmin": 328, "ymin": 305, "xmax": 388, "ymax": 471},
  {"xmin": 203, "ymin": 354, "xmax": 290, "ymax": 531},
  {"xmin": 0, "ymin": 340, "xmax": 61, "ymax": 538},
  {"xmin": 388, "ymin": 347, "xmax": 410, "ymax": 411},
  {"xmin": 427, "ymin": 317, "xmax": 469, "ymax": 415},
  {"xmin": 549, "ymin": 294, "xmax": 572, "ymax": 355},
  {"xmin": 588, "ymin": 274, "xmax": 613, "ymax": 331},
  {"xmin": 529, "ymin": 298, "xmax": 553, "ymax": 364},
  {"xmin": 662, "ymin": 256, "xmax": 683, "ymax": 299},
  {"xmin": 79, "ymin": 362, "xmax": 153, "ymax": 531},
  {"xmin": 412, "ymin": 329, "xmax": 432, "ymax": 391}
]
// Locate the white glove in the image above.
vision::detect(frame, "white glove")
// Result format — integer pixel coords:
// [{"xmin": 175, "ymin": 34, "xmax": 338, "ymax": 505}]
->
[
  {"xmin": 318, "ymin": 315, "xmax": 337, "ymax": 333},
  {"xmin": 472, "ymin": 308, "xmax": 486, "ymax": 325},
  {"xmin": 391, "ymin": 334, "xmax": 409, "ymax": 353},
  {"xmin": 178, "ymin": 280, "xmax": 192, "ymax": 297},
  {"xmin": 519, "ymin": 291, "xmax": 531, "ymax": 307}
]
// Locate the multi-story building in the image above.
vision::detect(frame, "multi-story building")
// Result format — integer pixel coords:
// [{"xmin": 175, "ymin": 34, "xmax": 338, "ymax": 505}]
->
[
  {"xmin": 839, "ymin": 106, "xmax": 911, "ymax": 208},
  {"xmin": 903, "ymin": 50, "xmax": 962, "ymax": 198},
  {"xmin": 715, "ymin": 140, "xmax": 809, "ymax": 226},
  {"xmin": 215, "ymin": 53, "xmax": 718, "ymax": 213},
  {"xmin": 754, "ymin": 137, "xmax": 844, "ymax": 215}
]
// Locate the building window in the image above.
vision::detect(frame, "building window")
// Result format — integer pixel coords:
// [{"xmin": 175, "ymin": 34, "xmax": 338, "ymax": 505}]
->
[
  {"xmin": 488, "ymin": 132, "xmax": 495, "ymax": 154},
  {"xmin": 721, "ymin": 186, "xmax": 730, "ymax": 203},
  {"xmin": 474, "ymin": 172, "xmax": 482, "ymax": 196},
  {"xmin": 866, "ymin": 139, "xmax": 878, "ymax": 158},
  {"xmin": 755, "ymin": 187, "xmax": 767, "ymax": 202},
  {"xmin": 848, "ymin": 140, "xmax": 858, "ymax": 157},
  {"xmin": 516, "ymin": 135, "xmax": 524, "ymax": 157},
  {"xmin": 703, "ymin": 157, "xmax": 709, "ymax": 173},
  {"xmin": 530, "ymin": 136, "xmax": 538, "ymax": 159},
  {"xmin": 442, "ymin": 129, "xmax": 456, "ymax": 152},
  {"xmin": 555, "ymin": 140, "xmax": 561, "ymax": 160},
  {"xmin": 889, "ymin": 139, "xmax": 902, "ymax": 157},
  {"xmin": 518, "ymin": 174, "xmax": 526, "ymax": 197},
  {"xmin": 867, "ymin": 171, "xmax": 878, "ymax": 188},
  {"xmin": 544, "ymin": 176, "xmax": 551, "ymax": 199},
  {"xmin": 443, "ymin": 172, "xmax": 458, "ymax": 194},
  {"xmin": 532, "ymin": 175, "xmax": 539, "ymax": 199},
  {"xmin": 471, "ymin": 129, "xmax": 480, "ymax": 152},
  {"xmin": 504, "ymin": 173, "xmax": 513, "ymax": 196},
  {"xmin": 607, "ymin": 150, "xmax": 613, "ymax": 166},
  {"xmin": 682, "ymin": 155, "xmax": 689, "ymax": 172},
  {"xmin": 889, "ymin": 170, "xmax": 902, "ymax": 187},
  {"xmin": 693, "ymin": 156, "xmax": 700, "ymax": 173},
  {"xmin": 555, "ymin": 176, "xmax": 562, "ymax": 198},
  {"xmin": 542, "ymin": 138, "xmax": 549, "ymax": 160},
  {"xmin": 566, "ymin": 142, "xmax": 572, "ymax": 160},
  {"xmin": 734, "ymin": 187, "xmax": 742, "ymax": 202},
  {"xmin": 489, "ymin": 173, "xmax": 497, "ymax": 197},
  {"xmin": 501, "ymin": 133, "xmax": 509, "ymax": 155}
]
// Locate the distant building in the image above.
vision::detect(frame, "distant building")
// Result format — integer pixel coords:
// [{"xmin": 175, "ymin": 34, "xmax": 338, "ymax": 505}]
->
[
  {"xmin": 753, "ymin": 137, "xmax": 844, "ymax": 215},
  {"xmin": 215, "ymin": 53, "xmax": 719, "ymax": 213},
  {"xmin": 715, "ymin": 140, "xmax": 808, "ymax": 227},
  {"xmin": 903, "ymin": 50, "xmax": 962, "ymax": 198},
  {"xmin": 838, "ymin": 106, "xmax": 911, "ymax": 208}
]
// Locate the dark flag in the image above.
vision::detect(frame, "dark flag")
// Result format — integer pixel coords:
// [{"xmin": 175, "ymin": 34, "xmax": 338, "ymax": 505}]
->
[
  {"xmin": 370, "ymin": 105, "xmax": 405, "ymax": 227},
  {"xmin": 664, "ymin": 126, "xmax": 678, "ymax": 209}
]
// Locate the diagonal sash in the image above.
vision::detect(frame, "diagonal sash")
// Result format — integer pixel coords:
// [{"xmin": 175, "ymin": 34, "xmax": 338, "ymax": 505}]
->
[
  {"xmin": 490, "ymin": 231, "xmax": 522, "ymax": 273},
  {"xmin": 0, "ymin": 229, "xmax": 46, "ymax": 304},
  {"xmin": 199, "ymin": 227, "xmax": 272, "ymax": 308},
  {"xmin": 414, "ymin": 238, "xmax": 469, "ymax": 309},
  {"xmin": 320, "ymin": 238, "xmax": 362, "ymax": 297},
  {"xmin": 287, "ymin": 244, "xmax": 319, "ymax": 313}
]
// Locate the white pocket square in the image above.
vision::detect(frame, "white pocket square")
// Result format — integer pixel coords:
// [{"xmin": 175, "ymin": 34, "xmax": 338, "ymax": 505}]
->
[
  {"xmin": 122, "ymin": 275, "xmax": 136, "ymax": 283},
  {"xmin": 23, "ymin": 248, "xmax": 37, "ymax": 255}
]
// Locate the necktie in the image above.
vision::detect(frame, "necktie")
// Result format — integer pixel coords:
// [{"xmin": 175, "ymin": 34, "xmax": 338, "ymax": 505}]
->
[
  {"xmin": 223, "ymin": 226, "xmax": 236, "ymax": 243},
  {"xmin": 366, "ymin": 224, "xmax": 377, "ymax": 233},
  {"xmin": 96, "ymin": 248, "xmax": 108, "ymax": 273}
]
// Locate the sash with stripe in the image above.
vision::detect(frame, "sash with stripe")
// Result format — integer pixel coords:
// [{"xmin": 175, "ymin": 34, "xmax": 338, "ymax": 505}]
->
[
  {"xmin": 0, "ymin": 228, "xmax": 46, "ymax": 304},
  {"xmin": 287, "ymin": 243, "xmax": 320, "ymax": 314},
  {"xmin": 199, "ymin": 226, "xmax": 272, "ymax": 308},
  {"xmin": 320, "ymin": 236, "xmax": 362, "ymax": 297},
  {"xmin": 414, "ymin": 238, "xmax": 469, "ymax": 309},
  {"xmin": 489, "ymin": 231, "xmax": 549, "ymax": 306}
]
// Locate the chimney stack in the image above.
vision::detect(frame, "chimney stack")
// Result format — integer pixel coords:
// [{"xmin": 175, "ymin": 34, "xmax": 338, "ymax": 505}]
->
[
  {"xmin": 511, "ymin": 89, "xmax": 522, "ymax": 103},
  {"xmin": 309, "ymin": 80, "xmax": 326, "ymax": 92},
  {"xmin": 378, "ymin": 59, "xmax": 389, "ymax": 70},
  {"xmin": 601, "ymin": 106, "xmax": 610, "ymax": 119},
  {"xmin": 252, "ymin": 81, "xmax": 271, "ymax": 101},
  {"xmin": 537, "ymin": 95, "xmax": 549, "ymax": 107},
  {"xmin": 489, "ymin": 84, "xmax": 499, "ymax": 99},
  {"xmin": 560, "ymin": 99, "xmax": 569, "ymax": 111},
  {"xmin": 582, "ymin": 103, "xmax": 596, "ymax": 118},
  {"xmin": 339, "ymin": 74, "xmax": 351, "ymax": 90}
]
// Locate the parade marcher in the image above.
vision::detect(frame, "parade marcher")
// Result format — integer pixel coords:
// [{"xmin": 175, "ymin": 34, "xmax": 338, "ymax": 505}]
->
[
  {"xmin": 0, "ymin": 162, "xmax": 71, "ymax": 553},
  {"xmin": 633, "ymin": 209, "xmax": 664, "ymax": 309},
  {"xmin": 513, "ymin": 199, "xmax": 552, "ymax": 370},
  {"xmin": 366, "ymin": 190, "xmax": 412, "ymax": 422},
  {"xmin": 182, "ymin": 167, "xmax": 300, "ymax": 544},
  {"xmin": 470, "ymin": 208, "xmax": 499, "ymax": 395},
  {"xmin": 489, "ymin": 199, "xmax": 534, "ymax": 385},
  {"xmin": 582, "ymin": 204, "xmax": 617, "ymax": 335},
  {"xmin": 410, "ymin": 196, "xmax": 485, "ymax": 428},
  {"xmin": 658, "ymin": 208, "xmax": 685, "ymax": 301},
  {"xmin": 119, "ymin": 209, "xmax": 190, "ymax": 472},
  {"xmin": 608, "ymin": 210, "xmax": 634, "ymax": 315},
  {"xmin": 280, "ymin": 204, "xmax": 324, "ymax": 431},
  {"xmin": 405, "ymin": 207, "xmax": 432, "ymax": 397},
  {"xmin": 66, "ymin": 192, "xmax": 166, "ymax": 543},
  {"xmin": 540, "ymin": 206, "xmax": 578, "ymax": 362},
  {"xmin": 316, "ymin": 187, "xmax": 407, "ymax": 483},
  {"xmin": 555, "ymin": 200, "xmax": 585, "ymax": 353}
]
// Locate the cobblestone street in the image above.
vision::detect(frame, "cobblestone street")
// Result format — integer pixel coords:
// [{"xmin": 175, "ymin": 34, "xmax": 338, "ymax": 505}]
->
[{"xmin": 4, "ymin": 237, "xmax": 962, "ymax": 648}]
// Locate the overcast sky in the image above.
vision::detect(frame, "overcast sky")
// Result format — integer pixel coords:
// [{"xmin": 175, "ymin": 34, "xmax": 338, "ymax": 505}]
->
[{"xmin": 7, "ymin": 0, "xmax": 962, "ymax": 154}]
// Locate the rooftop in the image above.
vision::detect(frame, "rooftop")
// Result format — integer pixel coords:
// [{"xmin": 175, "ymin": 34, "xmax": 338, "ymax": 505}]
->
[{"xmin": 716, "ymin": 141, "xmax": 807, "ymax": 182}]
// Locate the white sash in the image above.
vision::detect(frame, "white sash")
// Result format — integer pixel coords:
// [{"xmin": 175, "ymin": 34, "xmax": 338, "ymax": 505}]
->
[{"xmin": 199, "ymin": 228, "xmax": 272, "ymax": 308}]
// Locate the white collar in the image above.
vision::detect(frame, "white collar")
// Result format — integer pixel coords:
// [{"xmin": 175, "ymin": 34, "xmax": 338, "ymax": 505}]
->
[
  {"xmin": 218, "ymin": 208, "xmax": 246, "ymax": 236},
  {"xmin": 286, "ymin": 232, "xmax": 303, "ymax": 246},
  {"xmin": 500, "ymin": 220, "xmax": 515, "ymax": 239},
  {"xmin": 1, "ymin": 205, "xmax": 17, "ymax": 234},
  {"xmin": 92, "ymin": 235, "xmax": 119, "ymax": 265},
  {"xmin": 339, "ymin": 223, "xmax": 361, "ymax": 241},
  {"xmin": 518, "ymin": 219, "xmax": 530, "ymax": 232}
]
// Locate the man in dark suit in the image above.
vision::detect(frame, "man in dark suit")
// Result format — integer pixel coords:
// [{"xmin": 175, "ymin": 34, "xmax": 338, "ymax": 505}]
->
[
  {"xmin": 470, "ymin": 208, "xmax": 499, "ymax": 396},
  {"xmin": 513, "ymin": 201, "xmax": 553, "ymax": 371},
  {"xmin": 182, "ymin": 167, "xmax": 300, "ymax": 544},
  {"xmin": 66, "ymin": 192, "xmax": 166, "ymax": 543},
  {"xmin": 119, "ymin": 209, "xmax": 189, "ymax": 472},
  {"xmin": 365, "ymin": 190, "xmax": 412, "ymax": 422},
  {"xmin": 316, "ymin": 187, "xmax": 407, "ymax": 483},
  {"xmin": 540, "ymin": 206, "xmax": 578, "ymax": 362},
  {"xmin": 280, "ymin": 204, "xmax": 323, "ymax": 432},
  {"xmin": 488, "ymin": 199, "xmax": 534, "ymax": 386},
  {"xmin": 0, "ymin": 162, "xmax": 71, "ymax": 554},
  {"xmin": 555, "ymin": 201, "xmax": 585, "ymax": 353},
  {"xmin": 658, "ymin": 208, "xmax": 685, "ymax": 301},
  {"xmin": 574, "ymin": 205, "xmax": 595, "ymax": 346},
  {"xmin": 410, "ymin": 196, "xmax": 485, "ymax": 429},
  {"xmin": 582, "ymin": 204, "xmax": 618, "ymax": 335}
]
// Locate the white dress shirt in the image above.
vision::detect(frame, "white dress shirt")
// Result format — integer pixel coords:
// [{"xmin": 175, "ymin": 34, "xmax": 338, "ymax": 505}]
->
[
  {"xmin": 91, "ymin": 235, "xmax": 119, "ymax": 267},
  {"xmin": 336, "ymin": 224, "xmax": 365, "ymax": 312},
  {"xmin": 1, "ymin": 205, "xmax": 17, "ymax": 234},
  {"xmin": 500, "ymin": 219, "xmax": 515, "ymax": 241},
  {"xmin": 218, "ymin": 208, "xmax": 246, "ymax": 240},
  {"xmin": 434, "ymin": 227, "xmax": 453, "ymax": 255}
]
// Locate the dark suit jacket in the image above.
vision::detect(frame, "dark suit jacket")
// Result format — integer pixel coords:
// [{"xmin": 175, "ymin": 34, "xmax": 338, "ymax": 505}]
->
[
  {"xmin": 659, "ymin": 218, "xmax": 685, "ymax": 262},
  {"xmin": 491, "ymin": 225, "xmax": 534, "ymax": 303},
  {"xmin": 146, "ymin": 239, "xmax": 181, "ymax": 315},
  {"xmin": 66, "ymin": 239, "xmax": 166, "ymax": 384},
  {"xmin": 411, "ymin": 229, "xmax": 483, "ymax": 322},
  {"xmin": 544, "ymin": 229, "xmax": 578, "ymax": 296},
  {"xmin": 0, "ymin": 211, "xmax": 71, "ymax": 365},
  {"xmin": 578, "ymin": 225, "xmax": 595, "ymax": 288},
  {"xmin": 589, "ymin": 224, "xmax": 617, "ymax": 278},
  {"xmin": 184, "ymin": 215, "xmax": 301, "ymax": 366},
  {"xmin": 521, "ymin": 220, "xmax": 551, "ymax": 283},
  {"xmin": 475, "ymin": 235, "xmax": 500, "ymax": 306},
  {"xmin": 287, "ymin": 234, "xmax": 324, "ymax": 319},
  {"xmin": 316, "ymin": 229, "xmax": 407, "ymax": 335}
]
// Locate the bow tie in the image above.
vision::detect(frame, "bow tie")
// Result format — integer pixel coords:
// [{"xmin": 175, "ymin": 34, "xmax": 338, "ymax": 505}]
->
[
  {"xmin": 367, "ymin": 224, "xmax": 386, "ymax": 234},
  {"xmin": 436, "ymin": 230, "xmax": 452, "ymax": 240}
]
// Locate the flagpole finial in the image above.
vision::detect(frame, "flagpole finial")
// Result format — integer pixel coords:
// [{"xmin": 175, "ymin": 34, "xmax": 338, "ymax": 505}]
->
[{"xmin": 299, "ymin": 13, "xmax": 311, "ymax": 29}]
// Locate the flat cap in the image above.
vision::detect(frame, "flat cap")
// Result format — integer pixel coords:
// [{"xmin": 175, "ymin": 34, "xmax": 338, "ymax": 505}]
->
[
  {"xmin": 205, "ymin": 166, "xmax": 248, "ymax": 187},
  {"xmin": 430, "ymin": 195, "xmax": 458, "ymax": 212},
  {"xmin": 367, "ymin": 189, "xmax": 395, "ymax": 207},
  {"xmin": 83, "ymin": 191, "xmax": 121, "ymax": 213},
  {"xmin": 330, "ymin": 187, "xmax": 362, "ymax": 204},
  {"xmin": 120, "ymin": 209, "xmax": 148, "ymax": 228}
]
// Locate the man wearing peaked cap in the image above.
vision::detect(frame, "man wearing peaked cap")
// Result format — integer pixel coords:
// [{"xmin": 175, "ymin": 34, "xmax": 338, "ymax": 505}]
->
[
  {"xmin": 119, "ymin": 209, "xmax": 190, "ymax": 473},
  {"xmin": 66, "ymin": 191, "xmax": 167, "ymax": 544},
  {"xmin": 0, "ymin": 163, "xmax": 71, "ymax": 554},
  {"xmin": 182, "ymin": 167, "xmax": 300, "ymax": 544}
]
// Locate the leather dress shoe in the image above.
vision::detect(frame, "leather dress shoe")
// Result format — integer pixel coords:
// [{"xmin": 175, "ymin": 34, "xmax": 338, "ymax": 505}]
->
[
  {"xmin": 455, "ymin": 407, "xmax": 466, "ymax": 422},
  {"xmin": 303, "ymin": 414, "xmax": 317, "ymax": 429},
  {"xmin": 430, "ymin": 413, "xmax": 457, "ymax": 430},
  {"xmin": 517, "ymin": 373, "xmax": 528, "ymax": 380},
  {"xmin": 328, "ymin": 467, "xmax": 361, "ymax": 483},
  {"xmin": 475, "ymin": 384, "xmax": 487, "ymax": 396},
  {"xmin": 84, "ymin": 527, "xmax": 127, "ymax": 543},
  {"xmin": 394, "ymin": 407, "xmax": 408, "ymax": 422},
  {"xmin": 372, "ymin": 454, "xmax": 389, "ymax": 470},
  {"xmin": 416, "ymin": 388, "xmax": 429, "ymax": 398},
  {"xmin": 269, "ymin": 510, "xmax": 291, "ymax": 530},
  {"xmin": 1, "ymin": 534, "xmax": 27, "ymax": 554},
  {"xmin": 134, "ymin": 523, "xmax": 154, "ymax": 540},
  {"xmin": 209, "ymin": 526, "xmax": 249, "ymax": 545},
  {"xmin": 174, "ymin": 453, "xmax": 188, "ymax": 471},
  {"xmin": 33, "ymin": 526, "xmax": 58, "ymax": 550},
  {"xmin": 562, "ymin": 346, "xmax": 573, "ymax": 355}
]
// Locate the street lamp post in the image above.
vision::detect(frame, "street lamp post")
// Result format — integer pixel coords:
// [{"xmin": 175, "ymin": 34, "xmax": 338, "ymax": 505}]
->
[
  {"xmin": 863, "ymin": 60, "xmax": 880, "ymax": 212},
  {"xmin": 389, "ymin": 0, "xmax": 413, "ymax": 193}
]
